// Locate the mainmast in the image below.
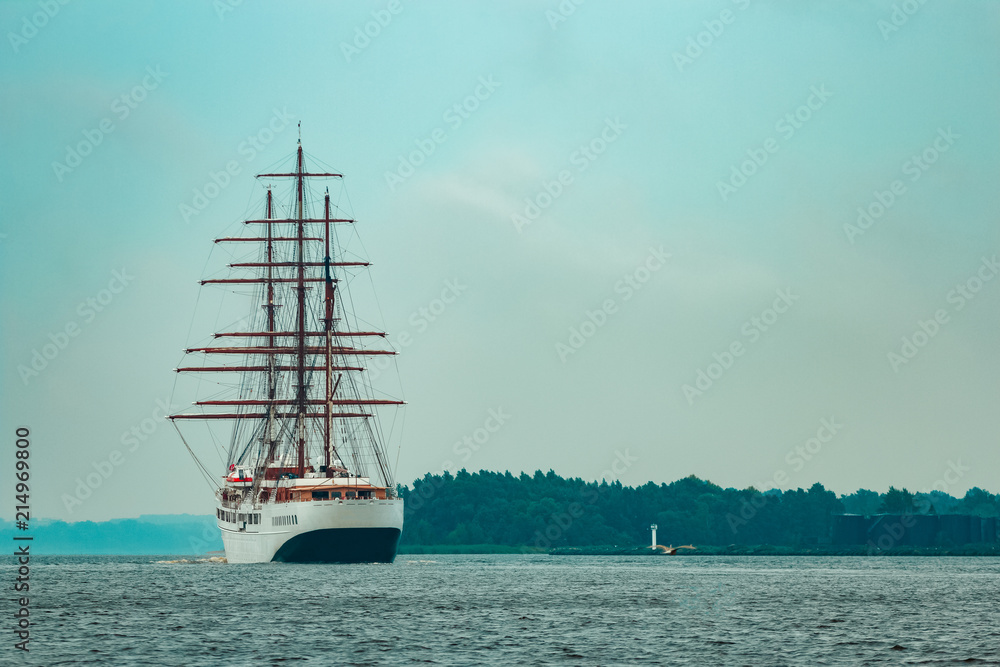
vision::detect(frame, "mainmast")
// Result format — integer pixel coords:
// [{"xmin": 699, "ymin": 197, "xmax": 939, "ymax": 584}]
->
[
  {"xmin": 323, "ymin": 189, "xmax": 339, "ymax": 475},
  {"xmin": 294, "ymin": 135, "xmax": 307, "ymax": 478}
]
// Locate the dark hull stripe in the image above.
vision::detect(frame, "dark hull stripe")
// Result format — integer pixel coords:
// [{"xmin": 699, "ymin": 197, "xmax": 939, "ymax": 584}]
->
[{"xmin": 271, "ymin": 527, "xmax": 401, "ymax": 563}]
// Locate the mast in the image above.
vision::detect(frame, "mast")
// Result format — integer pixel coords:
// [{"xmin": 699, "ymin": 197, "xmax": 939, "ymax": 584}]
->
[
  {"xmin": 295, "ymin": 131, "xmax": 307, "ymax": 478},
  {"xmin": 169, "ymin": 137, "xmax": 405, "ymax": 495},
  {"xmin": 264, "ymin": 189, "xmax": 278, "ymax": 467},
  {"xmin": 323, "ymin": 189, "xmax": 334, "ymax": 474}
]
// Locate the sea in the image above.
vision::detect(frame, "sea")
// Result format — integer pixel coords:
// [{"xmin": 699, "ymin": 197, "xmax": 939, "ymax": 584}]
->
[{"xmin": 13, "ymin": 555, "xmax": 1000, "ymax": 665}]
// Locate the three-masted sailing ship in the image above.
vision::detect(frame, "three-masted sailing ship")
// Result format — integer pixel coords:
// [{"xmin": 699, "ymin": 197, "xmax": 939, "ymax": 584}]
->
[{"xmin": 170, "ymin": 137, "xmax": 404, "ymax": 563}]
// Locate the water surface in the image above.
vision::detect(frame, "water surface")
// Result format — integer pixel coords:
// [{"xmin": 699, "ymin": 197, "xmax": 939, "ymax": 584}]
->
[{"xmin": 21, "ymin": 555, "xmax": 1000, "ymax": 665}]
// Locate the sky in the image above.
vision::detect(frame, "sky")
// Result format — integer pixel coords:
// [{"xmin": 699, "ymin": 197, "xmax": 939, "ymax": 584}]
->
[{"xmin": 1, "ymin": 0, "xmax": 998, "ymax": 521}]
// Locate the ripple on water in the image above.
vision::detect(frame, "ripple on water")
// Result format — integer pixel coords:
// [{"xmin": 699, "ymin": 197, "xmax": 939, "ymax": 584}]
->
[{"xmin": 23, "ymin": 555, "xmax": 1000, "ymax": 666}]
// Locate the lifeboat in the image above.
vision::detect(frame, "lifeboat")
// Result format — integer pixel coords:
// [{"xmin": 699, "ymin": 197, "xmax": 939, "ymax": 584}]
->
[{"xmin": 226, "ymin": 465, "xmax": 253, "ymax": 484}]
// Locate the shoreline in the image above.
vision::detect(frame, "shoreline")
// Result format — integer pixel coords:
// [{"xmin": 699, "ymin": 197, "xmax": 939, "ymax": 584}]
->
[{"xmin": 397, "ymin": 544, "xmax": 1000, "ymax": 557}]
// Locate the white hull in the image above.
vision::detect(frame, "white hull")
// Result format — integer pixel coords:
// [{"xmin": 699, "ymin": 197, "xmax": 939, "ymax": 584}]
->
[{"xmin": 218, "ymin": 498, "xmax": 404, "ymax": 564}]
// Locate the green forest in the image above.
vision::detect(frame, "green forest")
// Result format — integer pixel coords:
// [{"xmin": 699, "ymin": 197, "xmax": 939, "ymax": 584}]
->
[{"xmin": 397, "ymin": 470, "xmax": 1000, "ymax": 549}]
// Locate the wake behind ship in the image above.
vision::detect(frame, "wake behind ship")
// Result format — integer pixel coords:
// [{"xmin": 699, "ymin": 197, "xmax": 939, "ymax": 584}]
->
[{"xmin": 170, "ymin": 136, "xmax": 404, "ymax": 563}]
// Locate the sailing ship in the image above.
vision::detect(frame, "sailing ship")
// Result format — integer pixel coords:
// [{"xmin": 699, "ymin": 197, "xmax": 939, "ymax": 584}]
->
[{"xmin": 169, "ymin": 135, "xmax": 404, "ymax": 563}]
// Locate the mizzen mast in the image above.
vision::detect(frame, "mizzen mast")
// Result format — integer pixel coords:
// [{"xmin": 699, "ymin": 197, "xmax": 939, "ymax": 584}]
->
[{"xmin": 323, "ymin": 188, "xmax": 343, "ymax": 476}]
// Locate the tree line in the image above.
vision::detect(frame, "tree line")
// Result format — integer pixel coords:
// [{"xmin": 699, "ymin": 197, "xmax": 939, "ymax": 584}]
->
[{"xmin": 397, "ymin": 470, "xmax": 1000, "ymax": 548}]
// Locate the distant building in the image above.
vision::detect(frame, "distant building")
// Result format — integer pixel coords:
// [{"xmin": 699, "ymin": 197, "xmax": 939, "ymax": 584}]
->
[{"xmin": 833, "ymin": 514, "xmax": 999, "ymax": 548}]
